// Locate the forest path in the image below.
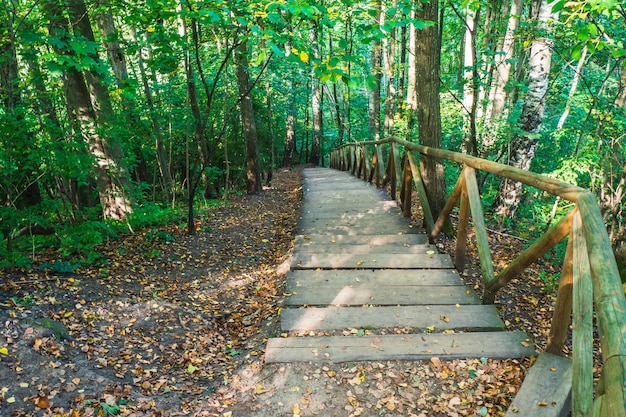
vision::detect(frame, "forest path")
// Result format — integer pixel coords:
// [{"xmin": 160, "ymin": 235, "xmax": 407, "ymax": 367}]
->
[{"xmin": 265, "ymin": 167, "xmax": 535, "ymax": 363}]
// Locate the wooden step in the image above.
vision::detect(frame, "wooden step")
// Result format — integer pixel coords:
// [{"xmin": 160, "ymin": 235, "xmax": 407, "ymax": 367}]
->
[
  {"xmin": 284, "ymin": 284, "xmax": 479, "ymax": 306},
  {"xmin": 291, "ymin": 253, "xmax": 454, "ymax": 269},
  {"xmin": 286, "ymin": 269, "xmax": 464, "ymax": 290},
  {"xmin": 294, "ymin": 243, "xmax": 434, "ymax": 254},
  {"xmin": 280, "ymin": 305, "xmax": 505, "ymax": 332},
  {"xmin": 505, "ymin": 352, "xmax": 572, "ymax": 417},
  {"xmin": 265, "ymin": 331, "xmax": 536, "ymax": 363},
  {"xmin": 295, "ymin": 234, "xmax": 428, "ymax": 246}
]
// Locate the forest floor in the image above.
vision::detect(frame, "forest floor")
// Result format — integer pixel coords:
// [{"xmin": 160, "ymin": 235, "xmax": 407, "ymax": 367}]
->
[{"xmin": 0, "ymin": 166, "xmax": 570, "ymax": 417}]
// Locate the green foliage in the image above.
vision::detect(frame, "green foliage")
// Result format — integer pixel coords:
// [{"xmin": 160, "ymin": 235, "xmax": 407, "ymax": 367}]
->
[{"xmin": 39, "ymin": 260, "xmax": 79, "ymax": 274}]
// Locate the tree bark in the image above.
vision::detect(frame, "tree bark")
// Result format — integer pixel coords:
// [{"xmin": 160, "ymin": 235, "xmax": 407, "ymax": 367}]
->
[
  {"xmin": 406, "ymin": 6, "xmax": 418, "ymax": 133},
  {"xmin": 282, "ymin": 36, "xmax": 296, "ymax": 167},
  {"xmin": 461, "ymin": 2, "xmax": 479, "ymax": 155},
  {"xmin": 382, "ymin": 0, "xmax": 397, "ymax": 136},
  {"xmin": 484, "ymin": 0, "xmax": 523, "ymax": 143},
  {"xmin": 235, "ymin": 41, "xmax": 262, "ymax": 194},
  {"xmin": 557, "ymin": 46, "xmax": 587, "ymax": 129},
  {"xmin": 368, "ymin": 0, "xmax": 382, "ymax": 141},
  {"xmin": 309, "ymin": 23, "xmax": 322, "ymax": 165},
  {"xmin": 493, "ymin": 0, "xmax": 557, "ymax": 219},
  {"xmin": 415, "ymin": 0, "xmax": 447, "ymax": 220}
]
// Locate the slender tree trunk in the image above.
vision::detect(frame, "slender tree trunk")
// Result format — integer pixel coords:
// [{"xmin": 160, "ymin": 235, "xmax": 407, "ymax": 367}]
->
[
  {"xmin": 415, "ymin": 0, "xmax": 447, "ymax": 220},
  {"xmin": 131, "ymin": 29, "xmax": 173, "ymax": 194},
  {"xmin": 235, "ymin": 41, "xmax": 262, "ymax": 194},
  {"xmin": 398, "ymin": 21, "xmax": 407, "ymax": 102},
  {"xmin": 557, "ymin": 46, "xmax": 587, "ymax": 129},
  {"xmin": 493, "ymin": 0, "xmax": 558, "ymax": 219},
  {"xmin": 368, "ymin": 0, "xmax": 382, "ymax": 141},
  {"xmin": 485, "ymin": 0, "xmax": 523, "ymax": 133},
  {"xmin": 309, "ymin": 23, "xmax": 322, "ymax": 165},
  {"xmin": 614, "ymin": 60, "xmax": 626, "ymax": 107},
  {"xmin": 382, "ymin": 0, "xmax": 397, "ymax": 136},
  {"xmin": 282, "ymin": 37, "xmax": 296, "ymax": 167},
  {"xmin": 461, "ymin": 3, "xmax": 479, "ymax": 155},
  {"xmin": 406, "ymin": 6, "xmax": 418, "ymax": 134}
]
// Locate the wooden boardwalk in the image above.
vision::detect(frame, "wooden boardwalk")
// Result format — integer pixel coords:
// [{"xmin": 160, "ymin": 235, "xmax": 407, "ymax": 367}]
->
[{"xmin": 265, "ymin": 168, "xmax": 535, "ymax": 363}]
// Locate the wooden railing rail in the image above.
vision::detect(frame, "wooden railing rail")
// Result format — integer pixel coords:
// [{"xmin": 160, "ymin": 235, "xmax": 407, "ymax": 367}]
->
[{"xmin": 328, "ymin": 137, "xmax": 626, "ymax": 417}]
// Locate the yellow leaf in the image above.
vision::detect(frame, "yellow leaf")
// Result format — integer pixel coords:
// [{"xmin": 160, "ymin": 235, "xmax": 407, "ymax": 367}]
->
[
  {"xmin": 0, "ymin": 347, "xmax": 8, "ymax": 355},
  {"xmin": 299, "ymin": 51, "xmax": 309, "ymax": 63},
  {"xmin": 538, "ymin": 401, "xmax": 548, "ymax": 406},
  {"xmin": 426, "ymin": 250, "xmax": 436, "ymax": 255},
  {"xmin": 146, "ymin": 26, "xmax": 155, "ymax": 33},
  {"xmin": 64, "ymin": 311, "xmax": 73, "ymax": 318},
  {"xmin": 6, "ymin": 396, "xmax": 15, "ymax": 403},
  {"xmin": 356, "ymin": 260, "xmax": 364, "ymax": 266},
  {"xmin": 187, "ymin": 364, "xmax": 198, "ymax": 374}
]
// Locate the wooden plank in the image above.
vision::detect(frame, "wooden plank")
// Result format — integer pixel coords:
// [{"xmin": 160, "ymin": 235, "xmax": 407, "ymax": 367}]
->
[
  {"xmin": 279, "ymin": 305, "xmax": 505, "ymax": 332},
  {"xmin": 546, "ymin": 214, "xmax": 575, "ymax": 354},
  {"xmin": 284, "ymin": 285, "xmax": 479, "ymax": 306},
  {"xmin": 407, "ymin": 152, "xmax": 435, "ymax": 236},
  {"xmin": 295, "ymin": 225, "xmax": 420, "ymax": 236},
  {"xmin": 265, "ymin": 331, "xmax": 535, "ymax": 363},
  {"xmin": 294, "ymin": 243, "xmax": 434, "ymax": 254},
  {"xmin": 286, "ymin": 269, "xmax": 463, "ymax": 289},
  {"xmin": 297, "ymin": 217, "xmax": 412, "ymax": 230},
  {"xmin": 291, "ymin": 253, "xmax": 454, "ymax": 269},
  {"xmin": 295, "ymin": 234, "xmax": 428, "ymax": 246},
  {"xmin": 505, "ymin": 352, "xmax": 572, "ymax": 417},
  {"xmin": 578, "ymin": 192, "xmax": 626, "ymax": 415},
  {"xmin": 571, "ymin": 211, "xmax": 593, "ymax": 417},
  {"xmin": 464, "ymin": 166, "xmax": 495, "ymax": 295}
]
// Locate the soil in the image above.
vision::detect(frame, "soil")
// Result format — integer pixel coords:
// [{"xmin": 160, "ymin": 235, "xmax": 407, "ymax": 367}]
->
[{"xmin": 0, "ymin": 166, "xmax": 568, "ymax": 417}]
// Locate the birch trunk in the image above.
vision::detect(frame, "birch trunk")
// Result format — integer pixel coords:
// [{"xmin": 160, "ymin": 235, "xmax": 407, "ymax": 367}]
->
[{"xmin": 493, "ymin": 0, "xmax": 558, "ymax": 219}]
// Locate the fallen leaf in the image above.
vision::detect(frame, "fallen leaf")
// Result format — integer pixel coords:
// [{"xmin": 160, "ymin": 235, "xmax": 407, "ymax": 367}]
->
[{"xmin": 0, "ymin": 347, "xmax": 8, "ymax": 355}]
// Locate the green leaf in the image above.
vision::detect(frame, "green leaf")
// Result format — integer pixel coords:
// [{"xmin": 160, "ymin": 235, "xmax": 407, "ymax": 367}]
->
[{"xmin": 551, "ymin": 0, "xmax": 567, "ymax": 13}]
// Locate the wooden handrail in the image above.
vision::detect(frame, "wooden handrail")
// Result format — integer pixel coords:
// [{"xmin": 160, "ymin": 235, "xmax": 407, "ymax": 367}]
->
[{"xmin": 329, "ymin": 137, "xmax": 626, "ymax": 417}]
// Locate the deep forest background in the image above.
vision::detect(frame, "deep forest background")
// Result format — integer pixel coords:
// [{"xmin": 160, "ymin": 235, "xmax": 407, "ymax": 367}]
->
[{"xmin": 1, "ymin": 0, "xmax": 625, "ymax": 277}]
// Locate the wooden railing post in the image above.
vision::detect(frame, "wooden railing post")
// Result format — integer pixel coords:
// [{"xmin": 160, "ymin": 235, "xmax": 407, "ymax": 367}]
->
[
  {"xmin": 464, "ymin": 167, "xmax": 496, "ymax": 295},
  {"xmin": 407, "ymin": 152, "xmax": 435, "ymax": 236},
  {"xmin": 375, "ymin": 144, "xmax": 385, "ymax": 186},
  {"xmin": 400, "ymin": 154, "xmax": 412, "ymax": 217},
  {"xmin": 571, "ymin": 211, "xmax": 593, "ymax": 417},
  {"xmin": 455, "ymin": 185, "xmax": 470, "ymax": 272},
  {"xmin": 546, "ymin": 225, "xmax": 574, "ymax": 355}
]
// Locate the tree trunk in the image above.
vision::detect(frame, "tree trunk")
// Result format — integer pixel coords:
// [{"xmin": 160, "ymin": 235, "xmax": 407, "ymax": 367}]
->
[
  {"xmin": 382, "ymin": 0, "xmax": 397, "ymax": 136},
  {"xmin": 235, "ymin": 41, "xmax": 262, "ymax": 194},
  {"xmin": 493, "ymin": 0, "xmax": 557, "ymax": 219},
  {"xmin": 131, "ymin": 29, "xmax": 173, "ymax": 194},
  {"xmin": 415, "ymin": 0, "xmax": 447, "ymax": 220},
  {"xmin": 557, "ymin": 46, "xmax": 587, "ymax": 129},
  {"xmin": 406, "ymin": 6, "xmax": 418, "ymax": 134},
  {"xmin": 309, "ymin": 23, "xmax": 322, "ymax": 165},
  {"xmin": 282, "ymin": 37, "xmax": 296, "ymax": 167},
  {"xmin": 461, "ymin": 2, "xmax": 479, "ymax": 155},
  {"xmin": 484, "ymin": 0, "xmax": 523, "ymax": 133},
  {"xmin": 368, "ymin": 0, "xmax": 382, "ymax": 141},
  {"xmin": 46, "ymin": 0, "xmax": 131, "ymax": 220}
]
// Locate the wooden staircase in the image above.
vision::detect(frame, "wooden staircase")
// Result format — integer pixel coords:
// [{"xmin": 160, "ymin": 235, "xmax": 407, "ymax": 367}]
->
[{"xmin": 265, "ymin": 168, "xmax": 536, "ymax": 363}]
